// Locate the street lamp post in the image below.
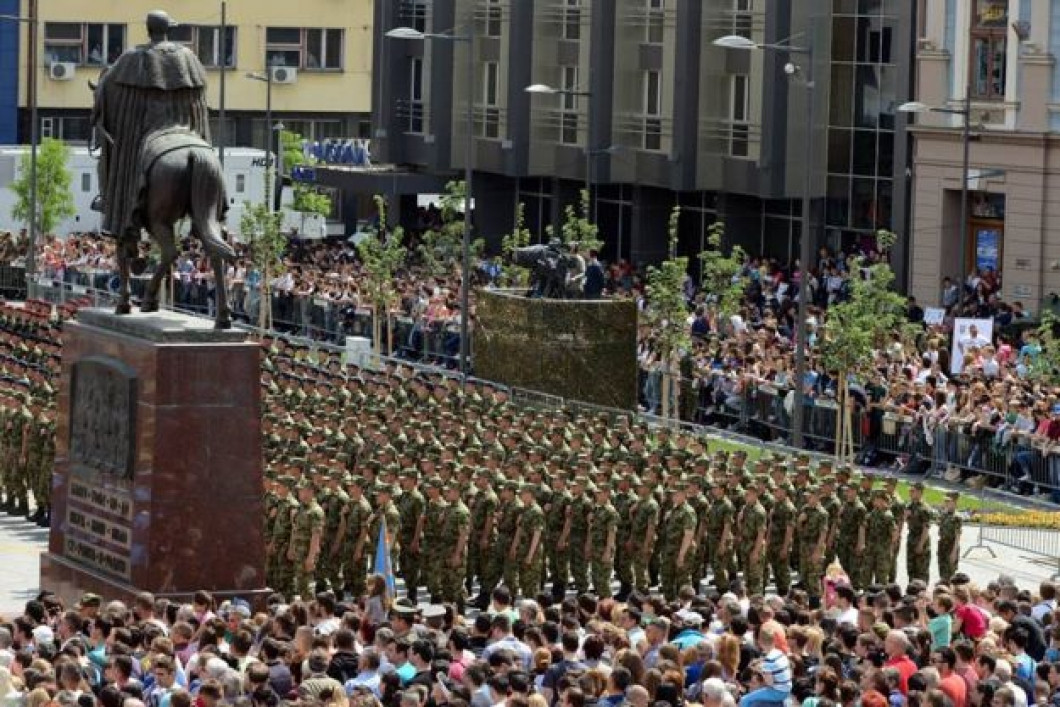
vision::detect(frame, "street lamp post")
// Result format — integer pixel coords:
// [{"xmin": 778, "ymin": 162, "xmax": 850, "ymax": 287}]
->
[
  {"xmin": 714, "ymin": 29, "xmax": 817, "ymax": 449},
  {"xmin": 386, "ymin": 26, "xmax": 475, "ymax": 382},
  {"xmin": 525, "ymin": 83, "xmax": 595, "ymax": 209},
  {"xmin": 246, "ymin": 70, "xmax": 274, "ymax": 211},
  {"xmin": 899, "ymin": 85, "xmax": 972, "ymax": 289},
  {"xmin": 2, "ymin": 7, "xmax": 40, "ymax": 297}
]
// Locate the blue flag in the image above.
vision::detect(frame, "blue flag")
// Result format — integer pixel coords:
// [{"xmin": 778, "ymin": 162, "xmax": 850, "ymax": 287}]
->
[{"xmin": 373, "ymin": 517, "xmax": 396, "ymax": 601}]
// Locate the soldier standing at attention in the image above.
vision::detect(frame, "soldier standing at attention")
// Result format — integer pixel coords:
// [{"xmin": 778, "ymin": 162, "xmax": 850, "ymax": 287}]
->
[
  {"xmin": 422, "ymin": 477, "xmax": 449, "ymax": 602},
  {"xmin": 937, "ymin": 491, "xmax": 962, "ymax": 582},
  {"xmin": 289, "ymin": 481, "xmax": 325, "ymax": 599},
  {"xmin": 865, "ymin": 490, "xmax": 896, "ymax": 587},
  {"xmin": 885, "ymin": 477, "xmax": 906, "ymax": 583},
  {"xmin": 269, "ymin": 477, "xmax": 299, "ymax": 596},
  {"xmin": 397, "ymin": 471, "xmax": 426, "ymax": 604},
  {"xmin": 706, "ymin": 482, "xmax": 734, "ymax": 591},
  {"xmin": 660, "ymin": 481, "xmax": 697, "ymax": 599},
  {"xmin": 629, "ymin": 476, "xmax": 659, "ymax": 594},
  {"xmin": 796, "ymin": 485, "xmax": 829, "ymax": 607},
  {"xmin": 439, "ymin": 483, "xmax": 470, "ymax": 608},
  {"xmin": 565, "ymin": 476, "xmax": 592, "ymax": 594},
  {"xmin": 587, "ymin": 482, "xmax": 619, "ymax": 599},
  {"xmin": 468, "ymin": 471, "xmax": 498, "ymax": 602},
  {"xmin": 368, "ymin": 484, "xmax": 402, "ymax": 579},
  {"xmin": 905, "ymin": 481, "xmax": 935, "ymax": 583},
  {"xmin": 737, "ymin": 484, "xmax": 768, "ymax": 596},
  {"xmin": 836, "ymin": 483, "xmax": 867, "ymax": 588},
  {"xmin": 612, "ymin": 474, "xmax": 637, "ymax": 601},
  {"xmin": 338, "ymin": 476, "xmax": 373, "ymax": 598},
  {"xmin": 319, "ymin": 471, "xmax": 349, "ymax": 590},
  {"xmin": 766, "ymin": 483, "xmax": 797, "ymax": 597},
  {"xmin": 514, "ymin": 484, "xmax": 546, "ymax": 598},
  {"xmin": 545, "ymin": 474, "xmax": 572, "ymax": 602},
  {"xmin": 491, "ymin": 480, "xmax": 523, "ymax": 594}
]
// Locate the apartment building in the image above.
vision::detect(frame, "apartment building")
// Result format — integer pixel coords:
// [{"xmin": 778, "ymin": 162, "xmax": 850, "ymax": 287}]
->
[
  {"xmin": 3, "ymin": 0, "xmax": 373, "ymax": 149},
  {"xmin": 365, "ymin": 0, "xmax": 914, "ymax": 269},
  {"xmin": 907, "ymin": 0, "xmax": 1060, "ymax": 310}
]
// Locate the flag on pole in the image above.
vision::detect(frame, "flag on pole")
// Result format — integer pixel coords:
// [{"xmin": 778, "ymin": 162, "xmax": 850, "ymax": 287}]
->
[{"xmin": 373, "ymin": 517, "xmax": 396, "ymax": 601}]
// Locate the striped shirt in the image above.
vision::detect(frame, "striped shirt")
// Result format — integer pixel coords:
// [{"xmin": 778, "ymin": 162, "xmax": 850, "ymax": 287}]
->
[{"xmin": 762, "ymin": 649, "xmax": 792, "ymax": 694}]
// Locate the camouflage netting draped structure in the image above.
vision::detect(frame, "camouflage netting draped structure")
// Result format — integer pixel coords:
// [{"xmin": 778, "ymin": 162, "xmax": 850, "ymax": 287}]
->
[{"xmin": 474, "ymin": 290, "xmax": 638, "ymax": 410}]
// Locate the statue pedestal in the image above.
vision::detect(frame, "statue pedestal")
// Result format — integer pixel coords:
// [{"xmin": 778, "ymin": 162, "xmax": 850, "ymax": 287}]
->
[{"xmin": 40, "ymin": 309, "xmax": 268, "ymax": 604}]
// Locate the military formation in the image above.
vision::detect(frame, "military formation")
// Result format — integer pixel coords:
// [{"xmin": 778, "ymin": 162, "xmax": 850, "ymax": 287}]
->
[
  {"xmin": 0, "ymin": 304, "xmax": 967, "ymax": 602},
  {"xmin": 259, "ymin": 336, "xmax": 965, "ymax": 606}
]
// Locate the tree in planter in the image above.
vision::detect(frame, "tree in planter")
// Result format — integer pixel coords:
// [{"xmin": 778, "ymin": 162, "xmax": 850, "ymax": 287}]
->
[
  {"xmin": 697, "ymin": 221, "xmax": 748, "ymax": 325},
  {"xmin": 545, "ymin": 189, "xmax": 604, "ymax": 253},
  {"xmin": 1027, "ymin": 312, "xmax": 1060, "ymax": 384},
  {"xmin": 9, "ymin": 137, "xmax": 76, "ymax": 238},
  {"xmin": 357, "ymin": 195, "xmax": 407, "ymax": 356},
  {"xmin": 240, "ymin": 196, "xmax": 287, "ymax": 330},
  {"xmin": 416, "ymin": 180, "xmax": 485, "ymax": 281},
  {"xmin": 280, "ymin": 130, "xmax": 331, "ymax": 233},
  {"xmin": 816, "ymin": 230, "xmax": 911, "ymax": 461},
  {"xmin": 501, "ymin": 202, "xmax": 532, "ymax": 289},
  {"xmin": 644, "ymin": 206, "xmax": 691, "ymax": 420}
]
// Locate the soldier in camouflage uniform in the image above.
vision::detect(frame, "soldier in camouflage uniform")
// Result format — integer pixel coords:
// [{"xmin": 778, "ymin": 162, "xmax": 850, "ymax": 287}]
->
[
  {"xmin": 26, "ymin": 408, "xmax": 54, "ymax": 527},
  {"xmin": 659, "ymin": 481, "xmax": 697, "ymax": 599},
  {"xmin": 439, "ymin": 483, "xmax": 470, "ymax": 606},
  {"xmin": 368, "ymin": 484, "xmax": 401, "ymax": 578},
  {"xmin": 339, "ymin": 476, "xmax": 373, "ymax": 597},
  {"xmin": 491, "ymin": 480, "xmax": 523, "ymax": 593},
  {"xmin": 422, "ymin": 477, "xmax": 449, "ymax": 601},
  {"xmin": 937, "ymin": 491, "xmax": 961, "ymax": 582},
  {"xmin": 546, "ymin": 474, "xmax": 572, "ymax": 599},
  {"xmin": 397, "ymin": 471, "xmax": 426, "ymax": 603},
  {"xmin": 737, "ymin": 484, "xmax": 768, "ymax": 596},
  {"xmin": 587, "ymin": 482, "xmax": 619, "ymax": 599},
  {"xmin": 468, "ymin": 471, "xmax": 498, "ymax": 603},
  {"xmin": 836, "ymin": 483, "xmax": 867, "ymax": 588},
  {"xmin": 514, "ymin": 484, "xmax": 546, "ymax": 598},
  {"xmin": 796, "ymin": 485, "xmax": 829, "ymax": 605},
  {"xmin": 4, "ymin": 403, "xmax": 32, "ymax": 516},
  {"xmin": 820, "ymin": 478, "xmax": 842, "ymax": 566},
  {"xmin": 885, "ymin": 477, "xmax": 905, "ymax": 583},
  {"xmin": 289, "ymin": 482, "xmax": 325, "ymax": 599},
  {"xmin": 629, "ymin": 476, "xmax": 659, "ymax": 593},
  {"xmin": 706, "ymin": 482, "xmax": 734, "ymax": 591},
  {"xmin": 565, "ymin": 476, "xmax": 592, "ymax": 594},
  {"xmin": 611, "ymin": 473, "xmax": 637, "ymax": 600},
  {"xmin": 766, "ymin": 482, "xmax": 796, "ymax": 596},
  {"xmin": 905, "ymin": 481, "xmax": 934, "ymax": 583},
  {"xmin": 318, "ymin": 471, "xmax": 349, "ymax": 590},
  {"xmin": 268, "ymin": 477, "xmax": 299, "ymax": 595},
  {"xmin": 865, "ymin": 490, "xmax": 896, "ymax": 586}
]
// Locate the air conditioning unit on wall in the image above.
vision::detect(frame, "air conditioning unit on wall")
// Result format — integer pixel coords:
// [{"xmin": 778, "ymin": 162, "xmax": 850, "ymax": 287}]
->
[
  {"xmin": 49, "ymin": 62, "xmax": 77, "ymax": 81},
  {"xmin": 270, "ymin": 67, "xmax": 298, "ymax": 84}
]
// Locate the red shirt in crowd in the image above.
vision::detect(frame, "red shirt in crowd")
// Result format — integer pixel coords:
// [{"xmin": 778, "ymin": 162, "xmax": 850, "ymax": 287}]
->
[
  {"xmin": 885, "ymin": 654, "xmax": 917, "ymax": 695},
  {"xmin": 955, "ymin": 603, "xmax": 988, "ymax": 640}
]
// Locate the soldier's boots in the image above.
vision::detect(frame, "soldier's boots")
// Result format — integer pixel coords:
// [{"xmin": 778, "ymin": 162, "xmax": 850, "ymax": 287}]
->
[{"xmin": 36, "ymin": 507, "xmax": 49, "ymax": 528}]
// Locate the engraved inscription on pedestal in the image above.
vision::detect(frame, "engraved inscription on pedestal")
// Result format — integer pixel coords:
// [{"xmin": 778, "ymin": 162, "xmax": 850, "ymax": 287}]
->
[
  {"xmin": 69, "ymin": 356, "xmax": 137, "ymax": 480},
  {"xmin": 64, "ymin": 355, "xmax": 137, "ymax": 582}
]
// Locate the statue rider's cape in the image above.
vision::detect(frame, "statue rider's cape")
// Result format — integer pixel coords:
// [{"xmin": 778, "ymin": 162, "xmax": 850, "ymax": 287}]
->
[{"xmin": 92, "ymin": 40, "xmax": 210, "ymax": 238}]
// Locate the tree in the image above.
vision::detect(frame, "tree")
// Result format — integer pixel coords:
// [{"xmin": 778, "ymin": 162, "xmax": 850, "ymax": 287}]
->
[
  {"xmin": 546, "ymin": 189, "xmax": 603, "ymax": 254},
  {"xmin": 816, "ymin": 230, "xmax": 911, "ymax": 461},
  {"xmin": 357, "ymin": 195, "xmax": 407, "ymax": 355},
  {"xmin": 417, "ymin": 180, "xmax": 467, "ymax": 278},
  {"xmin": 1027, "ymin": 312, "xmax": 1060, "ymax": 384},
  {"xmin": 280, "ymin": 130, "xmax": 331, "ymax": 229},
  {"xmin": 501, "ymin": 202, "xmax": 532, "ymax": 289},
  {"xmin": 9, "ymin": 137, "xmax": 75, "ymax": 237},
  {"xmin": 644, "ymin": 206, "xmax": 691, "ymax": 419},
  {"xmin": 240, "ymin": 199, "xmax": 286, "ymax": 330},
  {"xmin": 697, "ymin": 221, "xmax": 747, "ymax": 323}
]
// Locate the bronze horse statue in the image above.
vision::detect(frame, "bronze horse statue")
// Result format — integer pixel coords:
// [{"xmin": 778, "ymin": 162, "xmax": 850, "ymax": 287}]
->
[
  {"xmin": 89, "ymin": 78, "xmax": 235, "ymax": 329},
  {"xmin": 513, "ymin": 243, "xmax": 583, "ymax": 299}
]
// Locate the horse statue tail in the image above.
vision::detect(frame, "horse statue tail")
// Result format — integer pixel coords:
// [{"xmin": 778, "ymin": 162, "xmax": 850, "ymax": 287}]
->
[{"xmin": 187, "ymin": 148, "xmax": 235, "ymax": 261}]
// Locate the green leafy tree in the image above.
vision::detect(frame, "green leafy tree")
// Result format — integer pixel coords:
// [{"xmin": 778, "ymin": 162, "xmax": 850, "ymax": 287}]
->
[
  {"xmin": 557, "ymin": 189, "xmax": 603, "ymax": 253},
  {"xmin": 501, "ymin": 202, "xmax": 533, "ymax": 288},
  {"xmin": 697, "ymin": 221, "xmax": 747, "ymax": 322},
  {"xmin": 644, "ymin": 206, "xmax": 691, "ymax": 419},
  {"xmin": 1027, "ymin": 312, "xmax": 1060, "ymax": 384},
  {"xmin": 817, "ymin": 231, "xmax": 911, "ymax": 461},
  {"xmin": 240, "ymin": 187, "xmax": 287, "ymax": 330},
  {"xmin": 357, "ymin": 195, "xmax": 408, "ymax": 354},
  {"xmin": 9, "ymin": 137, "xmax": 75, "ymax": 237},
  {"xmin": 279, "ymin": 130, "xmax": 331, "ymax": 222},
  {"xmin": 417, "ymin": 180, "xmax": 468, "ymax": 278}
]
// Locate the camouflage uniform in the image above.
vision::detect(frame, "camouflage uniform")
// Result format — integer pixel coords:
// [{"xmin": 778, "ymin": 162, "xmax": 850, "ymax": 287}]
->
[
  {"xmin": 766, "ymin": 492, "xmax": 797, "ymax": 596},
  {"xmin": 491, "ymin": 487, "xmax": 523, "ymax": 592},
  {"xmin": 905, "ymin": 493, "xmax": 935, "ymax": 583},
  {"xmin": 514, "ymin": 490, "xmax": 546, "ymax": 597},
  {"xmin": 566, "ymin": 486, "xmax": 592, "ymax": 593},
  {"xmin": 737, "ymin": 495, "xmax": 768, "ymax": 596},
  {"xmin": 587, "ymin": 490, "xmax": 619, "ymax": 598},
  {"xmin": 706, "ymin": 488, "xmax": 734, "ymax": 590},
  {"xmin": 439, "ymin": 489, "xmax": 470, "ymax": 603},
  {"xmin": 887, "ymin": 490, "xmax": 906, "ymax": 583},
  {"xmin": 796, "ymin": 493, "xmax": 829, "ymax": 601},
  {"xmin": 836, "ymin": 491, "xmax": 867, "ymax": 587},
  {"xmin": 864, "ymin": 493, "xmax": 896, "ymax": 586},
  {"xmin": 289, "ymin": 491, "xmax": 325, "ymax": 599},
  {"xmin": 318, "ymin": 479, "xmax": 349, "ymax": 589},
  {"xmin": 467, "ymin": 479, "xmax": 498, "ymax": 593},
  {"xmin": 629, "ymin": 486, "xmax": 659, "ymax": 592},
  {"xmin": 937, "ymin": 500, "xmax": 962, "ymax": 582},
  {"xmin": 422, "ymin": 485, "xmax": 449, "ymax": 600},
  {"xmin": 397, "ymin": 482, "xmax": 426, "ymax": 602},
  {"xmin": 367, "ymin": 491, "xmax": 401, "ymax": 577},
  {"xmin": 340, "ymin": 484, "xmax": 374, "ymax": 596},
  {"xmin": 659, "ymin": 489, "xmax": 697, "ymax": 599},
  {"xmin": 612, "ymin": 481, "xmax": 637, "ymax": 596},
  {"xmin": 545, "ymin": 484, "xmax": 572, "ymax": 596}
]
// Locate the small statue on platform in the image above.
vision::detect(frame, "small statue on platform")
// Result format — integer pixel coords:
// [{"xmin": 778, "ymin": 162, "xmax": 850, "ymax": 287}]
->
[{"xmin": 512, "ymin": 240, "xmax": 584, "ymax": 300}]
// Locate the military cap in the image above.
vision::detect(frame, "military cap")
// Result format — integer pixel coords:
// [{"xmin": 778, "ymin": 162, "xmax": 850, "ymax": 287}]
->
[
  {"xmin": 910, "ymin": 481, "xmax": 925, "ymax": 491},
  {"xmin": 375, "ymin": 483, "xmax": 394, "ymax": 496},
  {"xmin": 872, "ymin": 489, "xmax": 890, "ymax": 499},
  {"xmin": 503, "ymin": 479, "xmax": 521, "ymax": 492},
  {"xmin": 884, "ymin": 476, "xmax": 898, "ymax": 487},
  {"xmin": 421, "ymin": 604, "xmax": 446, "ymax": 620}
]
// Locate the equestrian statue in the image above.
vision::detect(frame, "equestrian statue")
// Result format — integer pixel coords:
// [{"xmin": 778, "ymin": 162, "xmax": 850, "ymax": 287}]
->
[
  {"xmin": 89, "ymin": 10, "xmax": 234, "ymax": 329},
  {"xmin": 512, "ymin": 240, "xmax": 585, "ymax": 299}
]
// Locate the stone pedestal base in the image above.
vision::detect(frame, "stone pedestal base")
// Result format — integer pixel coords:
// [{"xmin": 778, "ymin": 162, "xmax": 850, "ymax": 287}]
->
[{"xmin": 40, "ymin": 309, "xmax": 267, "ymax": 606}]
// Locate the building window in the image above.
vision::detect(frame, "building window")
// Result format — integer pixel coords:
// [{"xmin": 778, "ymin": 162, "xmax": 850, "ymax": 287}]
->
[
  {"xmin": 730, "ymin": 74, "xmax": 749, "ymax": 157},
  {"xmin": 408, "ymin": 1, "xmax": 429, "ymax": 33},
  {"xmin": 485, "ymin": 0, "xmax": 503, "ymax": 37},
  {"xmin": 646, "ymin": 0, "xmax": 664, "ymax": 44},
  {"xmin": 408, "ymin": 57, "xmax": 425, "ymax": 133},
  {"xmin": 236, "ymin": 174, "xmax": 246, "ymax": 194},
  {"xmin": 643, "ymin": 70, "xmax": 662, "ymax": 151},
  {"xmin": 480, "ymin": 61, "xmax": 500, "ymax": 138},
  {"xmin": 44, "ymin": 22, "xmax": 125, "ymax": 66},
  {"xmin": 970, "ymin": 0, "xmax": 1007, "ymax": 100},
  {"xmin": 563, "ymin": 0, "xmax": 581, "ymax": 40},
  {"xmin": 266, "ymin": 28, "xmax": 344, "ymax": 70},
  {"xmin": 168, "ymin": 25, "xmax": 236, "ymax": 68},
  {"xmin": 81, "ymin": 173, "xmax": 91, "ymax": 193},
  {"xmin": 732, "ymin": 0, "xmax": 753, "ymax": 38},
  {"xmin": 560, "ymin": 65, "xmax": 579, "ymax": 145}
]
